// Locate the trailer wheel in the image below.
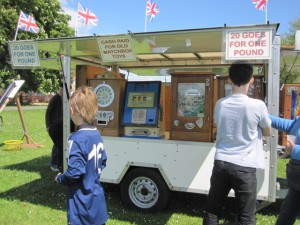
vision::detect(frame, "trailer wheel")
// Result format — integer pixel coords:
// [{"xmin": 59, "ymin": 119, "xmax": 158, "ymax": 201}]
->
[{"xmin": 120, "ymin": 168, "xmax": 170, "ymax": 212}]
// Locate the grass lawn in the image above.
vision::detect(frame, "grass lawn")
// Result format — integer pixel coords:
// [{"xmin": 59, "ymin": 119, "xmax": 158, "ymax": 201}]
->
[{"xmin": 0, "ymin": 106, "xmax": 299, "ymax": 225}]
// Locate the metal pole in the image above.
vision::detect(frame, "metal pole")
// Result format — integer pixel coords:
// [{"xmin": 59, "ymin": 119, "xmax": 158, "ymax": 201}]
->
[
  {"xmin": 63, "ymin": 56, "xmax": 71, "ymax": 171},
  {"xmin": 267, "ymin": 34, "xmax": 281, "ymax": 202}
]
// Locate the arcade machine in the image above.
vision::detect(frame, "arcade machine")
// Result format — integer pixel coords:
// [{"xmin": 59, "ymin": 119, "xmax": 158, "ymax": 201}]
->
[
  {"xmin": 279, "ymin": 83, "xmax": 300, "ymax": 145},
  {"xmin": 122, "ymin": 81, "xmax": 163, "ymax": 139},
  {"xmin": 88, "ymin": 70, "xmax": 126, "ymax": 136},
  {"xmin": 213, "ymin": 74, "xmax": 265, "ymax": 140},
  {"xmin": 217, "ymin": 75, "xmax": 265, "ymax": 100},
  {"xmin": 169, "ymin": 72, "xmax": 214, "ymax": 142}
]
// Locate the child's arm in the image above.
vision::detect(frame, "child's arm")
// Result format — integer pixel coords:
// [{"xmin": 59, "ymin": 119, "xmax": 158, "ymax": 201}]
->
[{"xmin": 55, "ymin": 141, "xmax": 85, "ymax": 185}]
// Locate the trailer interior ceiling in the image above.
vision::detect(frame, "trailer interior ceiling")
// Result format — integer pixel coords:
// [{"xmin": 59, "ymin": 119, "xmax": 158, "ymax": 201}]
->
[{"xmin": 11, "ymin": 23, "xmax": 287, "ymax": 75}]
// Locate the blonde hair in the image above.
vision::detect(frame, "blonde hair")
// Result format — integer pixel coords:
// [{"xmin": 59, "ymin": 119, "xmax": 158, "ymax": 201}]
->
[{"xmin": 70, "ymin": 86, "xmax": 98, "ymax": 124}]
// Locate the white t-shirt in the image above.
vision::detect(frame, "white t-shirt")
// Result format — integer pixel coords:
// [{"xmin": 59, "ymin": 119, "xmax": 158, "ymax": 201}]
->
[{"xmin": 214, "ymin": 94, "xmax": 271, "ymax": 169}]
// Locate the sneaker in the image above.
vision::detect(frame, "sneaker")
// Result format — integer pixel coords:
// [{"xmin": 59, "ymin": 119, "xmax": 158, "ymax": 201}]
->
[{"xmin": 50, "ymin": 164, "xmax": 59, "ymax": 172}]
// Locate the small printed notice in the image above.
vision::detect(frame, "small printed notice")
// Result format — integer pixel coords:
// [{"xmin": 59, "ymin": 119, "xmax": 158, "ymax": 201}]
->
[
  {"xmin": 225, "ymin": 28, "xmax": 272, "ymax": 60},
  {"xmin": 97, "ymin": 35, "xmax": 136, "ymax": 62},
  {"xmin": 9, "ymin": 42, "xmax": 40, "ymax": 68},
  {"xmin": 131, "ymin": 109, "xmax": 147, "ymax": 124}
]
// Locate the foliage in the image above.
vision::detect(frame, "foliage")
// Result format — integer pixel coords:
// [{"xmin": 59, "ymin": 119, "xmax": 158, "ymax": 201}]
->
[
  {"xmin": 0, "ymin": 0, "xmax": 74, "ymax": 93},
  {"xmin": 281, "ymin": 17, "xmax": 300, "ymax": 46},
  {"xmin": 280, "ymin": 65, "xmax": 300, "ymax": 84},
  {"xmin": 0, "ymin": 108, "xmax": 300, "ymax": 224},
  {"xmin": 280, "ymin": 17, "xmax": 300, "ymax": 84}
]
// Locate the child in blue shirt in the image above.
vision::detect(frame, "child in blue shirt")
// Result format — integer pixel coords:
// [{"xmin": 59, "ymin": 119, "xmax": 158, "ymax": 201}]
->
[{"xmin": 55, "ymin": 86, "xmax": 108, "ymax": 225}]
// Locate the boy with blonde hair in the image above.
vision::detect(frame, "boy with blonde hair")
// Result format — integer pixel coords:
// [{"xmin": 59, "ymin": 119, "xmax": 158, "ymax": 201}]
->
[{"xmin": 55, "ymin": 86, "xmax": 108, "ymax": 225}]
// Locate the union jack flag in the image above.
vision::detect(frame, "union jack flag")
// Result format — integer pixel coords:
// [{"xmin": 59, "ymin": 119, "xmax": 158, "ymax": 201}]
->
[
  {"xmin": 77, "ymin": 3, "xmax": 98, "ymax": 26},
  {"xmin": 18, "ymin": 11, "xmax": 40, "ymax": 33},
  {"xmin": 146, "ymin": 0, "xmax": 160, "ymax": 22},
  {"xmin": 252, "ymin": 0, "xmax": 268, "ymax": 11}
]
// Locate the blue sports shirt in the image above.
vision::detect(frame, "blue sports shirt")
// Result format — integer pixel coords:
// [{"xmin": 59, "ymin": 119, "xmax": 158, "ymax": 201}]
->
[{"xmin": 57, "ymin": 125, "xmax": 108, "ymax": 225}]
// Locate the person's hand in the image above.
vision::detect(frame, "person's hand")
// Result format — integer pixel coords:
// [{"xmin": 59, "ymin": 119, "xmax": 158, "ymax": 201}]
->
[
  {"xmin": 286, "ymin": 139, "xmax": 295, "ymax": 155},
  {"xmin": 55, "ymin": 173, "xmax": 61, "ymax": 183}
]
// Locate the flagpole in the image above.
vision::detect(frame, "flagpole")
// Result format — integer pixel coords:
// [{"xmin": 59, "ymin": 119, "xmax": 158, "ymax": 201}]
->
[
  {"xmin": 14, "ymin": 11, "xmax": 22, "ymax": 41},
  {"xmin": 75, "ymin": 17, "xmax": 78, "ymax": 37},
  {"xmin": 75, "ymin": 2, "xmax": 79, "ymax": 37},
  {"xmin": 265, "ymin": 1, "xmax": 268, "ymax": 24},
  {"xmin": 144, "ymin": 2, "xmax": 147, "ymax": 32}
]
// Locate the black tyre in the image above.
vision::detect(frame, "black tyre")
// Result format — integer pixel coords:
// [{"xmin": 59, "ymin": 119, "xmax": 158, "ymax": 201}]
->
[{"xmin": 120, "ymin": 167, "xmax": 170, "ymax": 212}]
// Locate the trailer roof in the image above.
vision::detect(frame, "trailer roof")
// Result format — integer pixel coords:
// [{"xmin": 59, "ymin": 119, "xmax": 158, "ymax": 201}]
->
[{"xmin": 10, "ymin": 23, "xmax": 280, "ymax": 75}]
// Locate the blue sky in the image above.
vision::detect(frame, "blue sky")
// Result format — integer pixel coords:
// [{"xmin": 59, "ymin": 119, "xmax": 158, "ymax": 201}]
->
[{"xmin": 60, "ymin": 0, "xmax": 299, "ymax": 37}]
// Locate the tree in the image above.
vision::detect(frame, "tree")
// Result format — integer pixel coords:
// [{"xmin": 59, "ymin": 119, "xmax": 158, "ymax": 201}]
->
[
  {"xmin": 282, "ymin": 18, "xmax": 300, "ymax": 46},
  {"xmin": 280, "ymin": 17, "xmax": 300, "ymax": 84},
  {"xmin": 0, "ymin": 0, "xmax": 74, "ymax": 93}
]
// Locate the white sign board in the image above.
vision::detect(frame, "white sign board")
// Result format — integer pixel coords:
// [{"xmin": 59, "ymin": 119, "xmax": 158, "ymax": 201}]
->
[
  {"xmin": 6, "ymin": 80, "xmax": 25, "ymax": 98},
  {"xmin": 97, "ymin": 36, "xmax": 136, "ymax": 62},
  {"xmin": 0, "ymin": 80, "xmax": 25, "ymax": 109},
  {"xmin": 225, "ymin": 28, "xmax": 272, "ymax": 60},
  {"xmin": 9, "ymin": 42, "xmax": 40, "ymax": 68}
]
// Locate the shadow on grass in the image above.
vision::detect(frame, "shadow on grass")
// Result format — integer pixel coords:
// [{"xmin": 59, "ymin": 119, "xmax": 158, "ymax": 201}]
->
[
  {"xmin": 104, "ymin": 184, "xmax": 283, "ymax": 224},
  {"xmin": 0, "ymin": 156, "xmax": 283, "ymax": 224},
  {"xmin": 0, "ymin": 156, "xmax": 67, "ymax": 211}
]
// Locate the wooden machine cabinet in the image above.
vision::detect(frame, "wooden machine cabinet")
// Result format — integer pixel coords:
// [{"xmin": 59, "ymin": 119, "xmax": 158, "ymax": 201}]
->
[
  {"xmin": 217, "ymin": 75, "xmax": 265, "ymax": 100},
  {"xmin": 89, "ymin": 78, "xmax": 126, "ymax": 136},
  {"xmin": 170, "ymin": 72, "xmax": 214, "ymax": 142},
  {"xmin": 76, "ymin": 65, "xmax": 108, "ymax": 87},
  {"xmin": 279, "ymin": 83, "xmax": 300, "ymax": 145}
]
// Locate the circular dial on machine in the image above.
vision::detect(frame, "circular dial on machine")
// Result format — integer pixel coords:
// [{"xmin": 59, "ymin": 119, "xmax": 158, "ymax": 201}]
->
[{"xmin": 94, "ymin": 83, "xmax": 115, "ymax": 107}]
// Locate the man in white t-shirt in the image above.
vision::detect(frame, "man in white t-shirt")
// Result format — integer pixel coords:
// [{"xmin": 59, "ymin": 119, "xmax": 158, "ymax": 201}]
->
[{"xmin": 203, "ymin": 62, "xmax": 272, "ymax": 225}]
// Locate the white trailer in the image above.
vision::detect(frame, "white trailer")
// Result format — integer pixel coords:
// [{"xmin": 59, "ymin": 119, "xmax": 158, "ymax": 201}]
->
[{"xmin": 9, "ymin": 23, "xmax": 289, "ymax": 212}]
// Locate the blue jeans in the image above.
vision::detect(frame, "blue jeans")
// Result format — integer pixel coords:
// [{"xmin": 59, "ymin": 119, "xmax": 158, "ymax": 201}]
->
[
  {"xmin": 275, "ymin": 161, "xmax": 300, "ymax": 225},
  {"xmin": 203, "ymin": 160, "xmax": 257, "ymax": 225}
]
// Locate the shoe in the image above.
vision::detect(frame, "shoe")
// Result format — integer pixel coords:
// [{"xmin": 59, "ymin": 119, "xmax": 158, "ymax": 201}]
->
[{"xmin": 50, "ymin": 164, "xmax": 59, "ymax": 172}]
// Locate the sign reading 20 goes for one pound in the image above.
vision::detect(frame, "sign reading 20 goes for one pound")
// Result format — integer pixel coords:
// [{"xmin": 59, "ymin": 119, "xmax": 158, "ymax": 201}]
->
[
  {"xmin": 225, "ymin": 28, "xmax": 272, "ymax": 60},
  {"xmin": 9, "ymin": 42, "xmax": 40, "ymax": 68}
]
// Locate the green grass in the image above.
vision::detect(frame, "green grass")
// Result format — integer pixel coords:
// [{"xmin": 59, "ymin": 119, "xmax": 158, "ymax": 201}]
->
[{"xmin": 0, "ymin": 106, "xmax": 299, "ymax": 224}]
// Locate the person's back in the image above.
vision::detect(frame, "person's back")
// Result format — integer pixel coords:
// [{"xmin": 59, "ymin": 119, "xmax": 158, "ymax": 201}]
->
[
  {"xmin": 214, "ymin": 93, "xmax": 270, "ymax": 169},
  {"xmin": 45, "ymin": 84, "xmax": 63, "ymax": 171},
  {"xmin": 45, "ymin": 93, "xmax": 63, "ymax": 128},
  {"xmin": 55, "ymin": 86, "xmax": 108, "ymax": 225},
  {"xmin": 65, "ymin": 125, "xmax": 107, "ymax": 224},
  {"xmin": 203, "ymin": 62, "xmax": 271, "ymax": 225}
]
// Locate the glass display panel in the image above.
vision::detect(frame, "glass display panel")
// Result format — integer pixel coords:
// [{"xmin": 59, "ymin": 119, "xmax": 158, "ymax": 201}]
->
[
  {"xmin": 127, "ymin": 92, "xmax": 155, "ymax": 108},
  {"xmin": 224, "ymin": 79, "xmax": 261, "ymax": 98},
  {"xmin": 177, "ymin": 83, "xmax": 205, "ymax": 117}
]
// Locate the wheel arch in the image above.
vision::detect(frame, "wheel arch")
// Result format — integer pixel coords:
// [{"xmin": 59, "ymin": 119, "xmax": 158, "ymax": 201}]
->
[{"xmin": 119, "ymin": 162, "xmax": 172, "ymax": 190}]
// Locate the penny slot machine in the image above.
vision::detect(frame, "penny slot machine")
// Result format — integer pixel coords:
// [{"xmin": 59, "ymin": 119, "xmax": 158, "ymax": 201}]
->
[
  {"xmin": 122, "ymin": 81, "xmax": 163, "ymax": 139},
  {"xmin": 88, "ymin": 71, "xmax": 126, "ymax": 136},
  {"xmin": 279, "ymin": 84, "xmax": 300, "ymax": 145},
  {"xmin": 217, "ymin": 75, "xmax": 265, "ymax": 100},
  {"xmin": 170, "ymin": 72, "xmax": 214, "ymax": 142}
]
